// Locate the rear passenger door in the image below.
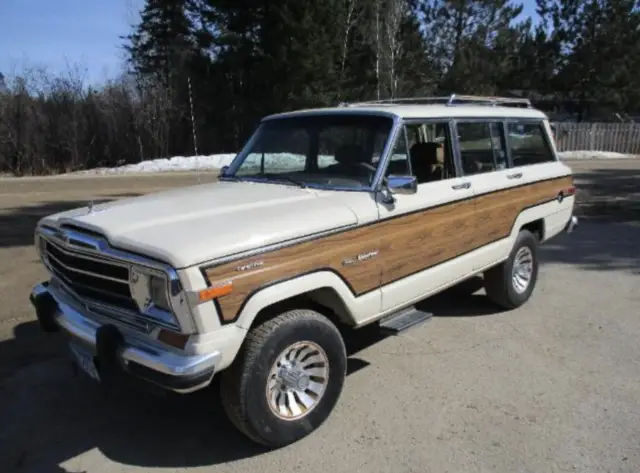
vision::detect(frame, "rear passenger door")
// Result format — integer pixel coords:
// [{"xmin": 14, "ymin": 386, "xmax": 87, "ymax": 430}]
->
[{"xmin": 453, "ymin": 119, "xmax": 514, "ymax": 270}]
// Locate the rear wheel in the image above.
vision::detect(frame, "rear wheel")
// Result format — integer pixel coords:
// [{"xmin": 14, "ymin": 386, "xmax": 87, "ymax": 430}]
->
[
  {"xmin": 484, "ymin": 229, "xmax": 539, "ymax": 309},
  {"xmin": 220, "ymin": 309, "xmax": 347, "ymax": 447}
]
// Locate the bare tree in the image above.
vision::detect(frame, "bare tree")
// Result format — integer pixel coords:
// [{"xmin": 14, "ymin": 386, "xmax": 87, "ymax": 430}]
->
[
  {"xmin": 339, "ymin": 0, "xmax": 363, "ymax": 98},
  {"xmin": 385, "ymin": 0, "xmax": 409, "ymax": 98}
]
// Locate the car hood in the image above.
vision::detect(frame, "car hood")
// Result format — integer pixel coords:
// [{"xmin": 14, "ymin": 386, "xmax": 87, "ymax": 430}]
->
[{"xmin": 39, "ymin": 181, "xmax": 360, "ymax": 268}]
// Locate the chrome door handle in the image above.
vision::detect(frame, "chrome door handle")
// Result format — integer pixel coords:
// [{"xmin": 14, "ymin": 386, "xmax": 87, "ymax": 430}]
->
[
  {"xmin": 507, "ymin": 172, "xmax": 523, "ymax": 179},
  {"xmin": 451, "ymin": 182, "xmax": 471, "ymax": 190}
]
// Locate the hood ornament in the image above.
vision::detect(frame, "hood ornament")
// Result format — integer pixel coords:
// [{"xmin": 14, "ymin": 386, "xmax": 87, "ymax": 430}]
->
[{"xmin": 86, "ymin": 200, "xmax": 108, "ymax": 216}]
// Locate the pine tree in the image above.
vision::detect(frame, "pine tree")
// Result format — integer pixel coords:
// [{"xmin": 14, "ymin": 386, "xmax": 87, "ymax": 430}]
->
[
  {"xmin": 123, "ymin": 0, "xmax": 201, "ymax": 157},
  {"xmin": 418, "ymin": 0, "xmax": 528, "ymax": 94},
  {"xmin": 124, "ymin": 0, "xmax": 196, "ymax": 85},
  {"xmin": 537, "ymin": 0, "xmax": 640, "ymax": 118},
  {"xmin": 393, "ymin": 4, "xmax": 438, "ymax": 97}
]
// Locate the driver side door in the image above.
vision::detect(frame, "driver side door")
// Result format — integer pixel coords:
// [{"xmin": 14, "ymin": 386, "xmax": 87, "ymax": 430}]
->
[{"xmin": 375, "ymin": 120, "xmax": 476, "ymax": 312}]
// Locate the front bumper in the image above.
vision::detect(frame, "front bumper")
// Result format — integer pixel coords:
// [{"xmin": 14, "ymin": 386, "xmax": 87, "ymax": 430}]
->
[
  {"xmin": 30, "ymin": 282, "xmax": 220, "ymax": 393},
  {"xmin": 565, "ymin": 215, "xmax": 579, "ymax": 233}
]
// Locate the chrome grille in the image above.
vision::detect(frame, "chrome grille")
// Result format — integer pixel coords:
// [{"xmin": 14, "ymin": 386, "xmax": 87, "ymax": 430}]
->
[
  {"xmin": 44, "ymin": 239, "xmax": 138, "ymax": 313},
  {"xmin": 37, "ymin": 225, "xmax": 182, "ymax": 333}
]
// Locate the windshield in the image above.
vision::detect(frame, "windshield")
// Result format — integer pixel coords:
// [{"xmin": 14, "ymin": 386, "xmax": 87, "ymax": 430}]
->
[{"xmin": 227, "ymin": 114, "xmax": 394, "ymax": 190}]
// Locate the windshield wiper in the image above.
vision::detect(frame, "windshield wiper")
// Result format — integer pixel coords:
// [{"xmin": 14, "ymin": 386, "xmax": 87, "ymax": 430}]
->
[{"xmin": 255, "ymin": 173, "xmax": 307, "ymax": 188}]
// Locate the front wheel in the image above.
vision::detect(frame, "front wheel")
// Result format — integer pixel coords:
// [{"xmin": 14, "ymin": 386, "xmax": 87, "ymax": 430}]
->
[
  {"xmin": 483, "ymin": 229, "xmax": 539, "ymax": 309},
  {"xmin": 220, "ymin": 309, "xmax": 347, "ymax": 448}
]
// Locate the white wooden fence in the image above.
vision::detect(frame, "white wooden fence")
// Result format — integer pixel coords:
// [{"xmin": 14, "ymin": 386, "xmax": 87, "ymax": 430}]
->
[{"xmin": 551, "ymin": 122, "xmax": 640, "ymax": 154}]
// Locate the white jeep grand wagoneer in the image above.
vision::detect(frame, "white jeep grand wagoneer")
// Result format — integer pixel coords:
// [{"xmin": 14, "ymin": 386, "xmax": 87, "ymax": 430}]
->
[{"xmin": 30, "ymin": 95, "xmax": 578, "ymax": 447}]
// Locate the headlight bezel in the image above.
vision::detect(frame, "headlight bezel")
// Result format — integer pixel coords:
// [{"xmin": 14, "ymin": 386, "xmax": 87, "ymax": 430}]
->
[{"xmin": 129, "ymin": 265, "xmax": 186, "ymax": 330}]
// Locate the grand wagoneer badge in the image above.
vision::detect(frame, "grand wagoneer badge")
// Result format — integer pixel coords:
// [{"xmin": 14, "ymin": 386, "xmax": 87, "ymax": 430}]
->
[{"xmin": 342, "ymin": 250, "xmax": 379, "ymax": 266}]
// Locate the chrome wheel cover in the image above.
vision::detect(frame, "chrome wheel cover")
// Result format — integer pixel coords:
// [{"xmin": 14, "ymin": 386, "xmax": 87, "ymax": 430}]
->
[
  {"xmin": 266, "ymin": 341, "xmax": 330, "ymax": 421},
  {"xmin": 512, "ymin": 246, "xmax": 534, "ymax": 294}
]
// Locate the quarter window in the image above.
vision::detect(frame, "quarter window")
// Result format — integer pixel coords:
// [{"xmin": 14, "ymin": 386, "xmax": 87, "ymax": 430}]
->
[
  {"xmin": 507, "ymin": 121, "xmax": 555, "ymax": 166},
  {"xmin": 384, "ymin": 127, "xmax": 411, "ymax": 177},
  {"xmin": 457, "ymin": 121, "xmax": 507, "ymax": 175}
]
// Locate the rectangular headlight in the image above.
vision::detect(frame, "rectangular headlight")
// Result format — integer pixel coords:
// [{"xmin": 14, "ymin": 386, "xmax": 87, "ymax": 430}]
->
[
  {"xmin": 130, "ymin": 266, "xmax": 178, "ymax": 327},
  {"xmin": 149, "ymin": 275, "xmax": 171, "ymax": 311}
]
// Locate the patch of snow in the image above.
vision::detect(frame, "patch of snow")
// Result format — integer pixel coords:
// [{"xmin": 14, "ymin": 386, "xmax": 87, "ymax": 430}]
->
[
  {"xmin": 74, "ymin": 153, "xmax": 341, "ymax": 175},
  {"xmin": 557, "ymin": 150, "xmax": 638, "ymax": 160},
  {"xmin": 73, "ymin": 154, "xmax": 238, "ymax": 175}
]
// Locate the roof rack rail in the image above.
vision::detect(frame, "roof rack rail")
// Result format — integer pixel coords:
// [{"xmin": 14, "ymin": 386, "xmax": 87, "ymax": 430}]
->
[{"xmin": 339, "ymin": 94, "xmax": 532, "ymax": 108}]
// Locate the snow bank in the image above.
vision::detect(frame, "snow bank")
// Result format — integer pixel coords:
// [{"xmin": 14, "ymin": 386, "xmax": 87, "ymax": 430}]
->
[
  {"xmin": 74, "ymin": 154, "xmax": 238, "ymax": 175},
  {"xmin": 557, "ymin": 150, "xmax": 638, "ymax": 160},
  {"xmin": 75, "ymin": 153, "xmax": 339, "ymax": 175}
]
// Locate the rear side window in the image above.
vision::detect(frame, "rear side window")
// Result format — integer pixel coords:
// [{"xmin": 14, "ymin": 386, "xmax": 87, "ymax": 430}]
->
[
  {"xmin": 507, "ymin": 121, "xmax": 555, "ymax": 166},
  {"xmin": 457, "ymin": 121, "xmax": 507, "ymax": 175}
]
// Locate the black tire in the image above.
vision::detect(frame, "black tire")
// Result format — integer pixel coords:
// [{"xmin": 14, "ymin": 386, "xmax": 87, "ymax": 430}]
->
[
  {"xmin": 220, "ymin": 309, "xmax": 347, "ymax": 448},
  {"xmin": 483, "ymin": 229, "xmax": 539, "ymax": 309}
]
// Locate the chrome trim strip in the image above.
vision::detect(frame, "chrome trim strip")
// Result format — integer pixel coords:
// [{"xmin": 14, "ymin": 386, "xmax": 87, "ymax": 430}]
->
[
  {"xmin": 37, "ymin": 225, "xmax": 195, "ymax": 334},
  {"xmin": 46, "ymin": 250, "xmax": 129, "ymax": 284},
  {"xmin": 46, "ymin": 262, "xmax": 134, "ymax": 309},
  {"xmin": 51, "ymin": 276, "xmax": 153, "ymax": 332},
  {"xmin": 46, "ymin": 237, "xmax": 130, "ymax": 270},
  {"xmin": 33, "ymin": 283, "xmax": 218, "ymax": 393},
  {"xmin": 200, "ymin": 222, "xmax": 358, "ymax": 269}
]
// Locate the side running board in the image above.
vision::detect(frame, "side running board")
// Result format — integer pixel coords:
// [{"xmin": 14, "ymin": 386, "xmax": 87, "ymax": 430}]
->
[{"xmin": 379, "ymin": 307, "xmax": 433, "ymax": 335}]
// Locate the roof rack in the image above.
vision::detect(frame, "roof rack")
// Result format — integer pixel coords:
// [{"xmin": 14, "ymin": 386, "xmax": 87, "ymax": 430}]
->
[{"xmin": 339, "ymin": 94, "xmax": 532, "ymax": 108}]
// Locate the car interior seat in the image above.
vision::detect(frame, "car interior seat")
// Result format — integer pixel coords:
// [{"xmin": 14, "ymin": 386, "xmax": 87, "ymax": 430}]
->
[{"xmin": 410, "ymin": 142, "xmax": 445, "ymax": 183}]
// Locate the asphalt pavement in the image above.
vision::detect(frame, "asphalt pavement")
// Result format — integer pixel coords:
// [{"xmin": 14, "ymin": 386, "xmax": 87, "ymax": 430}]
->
[{"xmin": 1, "ymin": 219, "xmax": 638, "ymax": 473}]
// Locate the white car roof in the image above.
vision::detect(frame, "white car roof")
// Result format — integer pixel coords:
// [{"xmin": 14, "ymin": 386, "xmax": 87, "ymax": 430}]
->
[{"xmin": 265, "ymin": 104, "xmax": 548, "ymax": 122}]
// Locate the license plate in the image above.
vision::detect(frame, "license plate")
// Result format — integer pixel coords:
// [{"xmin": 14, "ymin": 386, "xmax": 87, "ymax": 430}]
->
[{"xmin": 70, "ymin": 345, "xmax": 101, "ymax": 382}]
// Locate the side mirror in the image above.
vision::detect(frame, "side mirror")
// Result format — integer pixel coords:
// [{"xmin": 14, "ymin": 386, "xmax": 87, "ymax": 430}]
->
[
  {"xmin": 219, "ymin": 165, "xmax": 229, "ymax": 177},
  {"xmin": 387, "ymin": 174, "xmax": 417, "ymax": 195}
]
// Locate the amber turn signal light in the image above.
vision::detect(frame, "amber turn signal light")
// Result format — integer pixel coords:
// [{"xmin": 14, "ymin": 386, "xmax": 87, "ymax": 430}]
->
[{"xmin": 198, "ymin": 282, "xmax": 233, "ymax": 302}]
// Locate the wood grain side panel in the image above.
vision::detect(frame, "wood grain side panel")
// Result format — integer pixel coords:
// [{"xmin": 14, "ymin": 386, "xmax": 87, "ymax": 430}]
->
[
  {"xmin": 377, "ymin": 200, "xmax": 477, "ymax": 286},
  {"xmin": 204, "ymin": 175, "xmax": 573, "ymax": 322},
  {"xmin": 204, "ymin": 225, "xmax": 382, "ymax": 321},
  {"xmin": 473, "ymin": 175, "xmax": 573, "ymax": 248}
]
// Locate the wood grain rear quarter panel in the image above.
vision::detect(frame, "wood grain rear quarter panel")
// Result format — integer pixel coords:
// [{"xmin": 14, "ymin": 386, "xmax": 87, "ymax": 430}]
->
[{"xmin": 204, "ymin": 175, "xmax": 573, "ymax": 322}]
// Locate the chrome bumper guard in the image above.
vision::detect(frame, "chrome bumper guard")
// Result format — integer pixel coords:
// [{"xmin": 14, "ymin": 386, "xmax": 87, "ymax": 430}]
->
[
  {"xmin": 565, "ymin": 215, "xmax": 579, "ymax": 234},
  {"xmin": 30, "ymin": 282, "xmax": 219, "ymax": 393}
]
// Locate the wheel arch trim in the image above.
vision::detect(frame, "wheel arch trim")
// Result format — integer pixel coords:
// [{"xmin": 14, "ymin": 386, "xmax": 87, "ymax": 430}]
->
[{"xmin": 233, "ymin": 269, "xmax": 362, "ymax": 330}]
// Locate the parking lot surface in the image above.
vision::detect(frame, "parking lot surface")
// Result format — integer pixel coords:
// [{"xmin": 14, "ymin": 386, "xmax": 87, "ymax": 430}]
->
[{"xmin": 0, "ymin": 162, "xmax": 638, "ymax": 473}]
